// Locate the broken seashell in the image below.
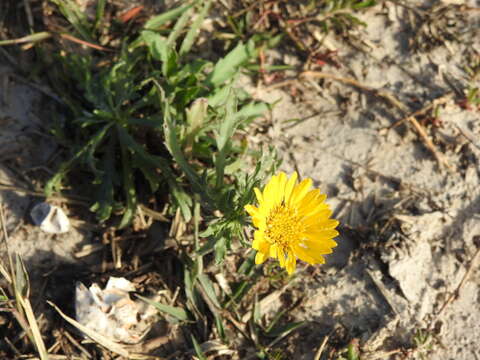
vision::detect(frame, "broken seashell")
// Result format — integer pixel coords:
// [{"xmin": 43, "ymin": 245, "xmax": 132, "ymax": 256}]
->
[
  {"xmin": 75, "ymin": 277, "xmax": 157, "ymax": 344},
  {"xmin": 30, "ymin": 202, "xmax": 70, "ymax": 234}
]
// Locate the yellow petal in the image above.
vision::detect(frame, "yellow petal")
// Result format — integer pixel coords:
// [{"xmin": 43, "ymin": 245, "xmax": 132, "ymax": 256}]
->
[
  {"xmin": 253, "ymin": 231, "xmax": 271, "ymax": 253},
  {"xmin": 319, "ymin": 219, "xmax": 339, "ymax": 229},
  {"xmin": 293, "ymin": 245, "xmax": 319, "ymax": 264},
  {"xmin": 252, "ymin": 216, "xmax": 266, "ymax": 229},
  {"xmin": 255, "ymin": 251, "xmax": 268, "ymax": 264},
  {"xmin": 275, "ymin": 172, "xmax": 288, "ymax": 205},
  {"xmin": 244, "ymin": 204, "xmax": 260, "ymax": 217},
  {"xmin": 284, "ymin": 172, "xmax": 298, "ymax": 204},
  {"xmin": 277, "ymin": 246, "xmax": 286, "ymax": 268},
  {"xmin": 269, "ymin": 243, "xmax": 278, "ymax": 259},
  {"xmin": 306, "ymin": 229, "xmax": 339, "ymax": 240},
  {"xmin": 285, "ymin": 252, "xmax": 297, "ymax": 274},
  {"xmin": 297, "ymin": 189, "xmax": 321, "ymax": 209},
  {"xmin": 254, "ymin": 188, "xmax": 264, "ymax": 205},
  {"xmin": 300, "ymin": 202, "xmax": 330, "ymax": 219},
  {"xmin": 302, "ymin": 209, "xmax": 333, "ymax": 228},
  {"xmin": 289, "ymin": 178, "xmax": 313, "ymax": 206},
  {"xmin": 301, "ymin": 239, "xmax": 335, "ymax": 255},
  {"xmin": 263, "ymin": 174, "xmax": 282, "ymax": 210}
]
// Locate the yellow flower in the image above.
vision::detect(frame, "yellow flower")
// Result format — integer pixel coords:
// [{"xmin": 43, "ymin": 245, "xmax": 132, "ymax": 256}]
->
[{"xmin": 244, "ymin": 172, "xmax": 339, "ymax": 274}]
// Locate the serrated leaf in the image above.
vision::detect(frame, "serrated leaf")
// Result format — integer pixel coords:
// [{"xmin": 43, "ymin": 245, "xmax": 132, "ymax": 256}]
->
[
  {"xmin": 179, "ymin": 0, "xmax": 212, "ymax": 56},
  {"xmin": 171, "ymin": 186, "xmax": 192, "ymax": 222},
  {"xmin": 144, "ymin": 3, "xmax": 195, "ymax": 30},
  {"xmin": 167, "ymin": 6, "xmax": 193, "ymax": 46},
  {"xmin": 352, "ymin": 0, "xmax": 376, "ymax": 10},
  {"xmin": 214, "ymin": 236, "xmax": 227, "ymax": 264},
  {"xmin": 141, "ymin": 31, "xmax": 178, "ymax": 77},
  {"xmin": 206, "ymin": 40, "xmax": 257, "ymax": 87}
]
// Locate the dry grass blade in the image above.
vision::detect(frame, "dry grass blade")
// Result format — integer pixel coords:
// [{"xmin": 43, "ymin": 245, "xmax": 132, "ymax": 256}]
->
[
  {"xmin": 314, "ymin": 335, "xmax": 329, "ymax": 360},
  {"xmin": 0, "ymin": 205, "xmax": 49, "ymax": 360},
  {"xmin": 15, "ymin": 287, "xmax": 49, "ymax": 360},
  {"xmin": 0, "ymin": 31, "xmax": 51, "ymax": 46},
  {"xmin": 48, "ymin": 301, "xmax": 131, "ymax": 358}
]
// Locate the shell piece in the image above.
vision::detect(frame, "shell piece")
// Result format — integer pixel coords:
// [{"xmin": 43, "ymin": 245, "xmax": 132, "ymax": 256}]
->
[
  {"xmin": 75, "ymin": 277, "xmax": 156, "ymax": 344},
  {"xmin": 30, "ymin": 202, "xmax": 70, "ymax": 234}
]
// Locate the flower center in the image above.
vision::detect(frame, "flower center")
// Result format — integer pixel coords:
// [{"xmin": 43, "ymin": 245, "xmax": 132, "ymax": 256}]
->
[{"xmin": 264, "ymin": 205, "xmax": 303, "ymax": 247}]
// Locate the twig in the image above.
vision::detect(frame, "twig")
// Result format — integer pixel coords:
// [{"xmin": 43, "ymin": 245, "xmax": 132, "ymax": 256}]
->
[
  {"xmin": 63, "ymin": 329, "xmax": 93, "ymax": 359},
  {"xmin": 366, "ymin": 269, "xmax": 401, "ymax": 316},
  {"xmin": 387, "ymin": 92, "xmax": 454, "ymax": 130},
  {"xmin": 430, "ymin": 247, "xmax": 480, "ymax": 324},
  {"xmin": 314, "ymin": 335, "xmax": 329, "ymax": 360},
  {"xmin": 453, "ymin": 122, "xmax": 480, "ymax": 151},
  {"xmin": 59, "ymin": 33, "xmax": 112, "ymax": 52}
]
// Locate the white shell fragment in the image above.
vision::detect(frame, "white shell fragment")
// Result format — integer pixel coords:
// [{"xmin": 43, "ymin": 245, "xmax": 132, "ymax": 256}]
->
[
  {"xmin": 30, "ymin": 202, "xmax": 70, "ymax": 234},
  {"xmin": 75, "ymin": 277, "xmax": 157, "ymax": 344}
]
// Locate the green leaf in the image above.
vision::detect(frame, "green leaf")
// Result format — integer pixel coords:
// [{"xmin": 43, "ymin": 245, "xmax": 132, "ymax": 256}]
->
[
  {"xmin": 50, "ymin": 0, "xmax": 94, "ymax": 42},
  {"xmin": 184, "ymin": 98, "xmax": 208, "ymax": 150},
  {"xmin": 214, "ymin": 313, "xmax": 226, "ymax": 342},
  {"xmin": 141, "ymin": 31, "xmax": 178, "ymax": 77},
  {"xmin": 179, "ymin": 0, "xmax": 212, "ymax": 56},
  {"xmin": 347, "ymin": 341, "xmax": 360, "ymax": 360},
  {"xmin": 214, "ymin": 236, "xmax": 227, "ymax": 264},
  {"xmin": 163, "ymin": 103, "xmax": 212, "ymax": 206},
  {"xmin": 191, "ymin": 335, "xmax": 207, "ymax": 360},
  {"xmin": 265, "ymin": 321, "xmax": 304, "ymax": 338},
  {"xmin": 90, "ymin": 136, "xmax": 116, "ymax": 222},
  {"xmin": 118, "ymin": 128, "xmax": 137, "ymax": 228},
  {"xmin": 206, "ymin": 40, "xmax": 257, "ymax": 87},
  {"xmin": 352, "ymin": 0, "xmax": 377, "ymax": 10},
  {"xmin": 198, "ymin": 274, "xmax": 221, "ymax": 308},
  {"xmin": 144, "ymin": 3, "xmax": 195, "ymax": 30},
  {"xmin": 234, "ymin": 101, "xmax": 269, "ymax": 123},
  {"xmin": 136, "ymin": 295, "xmax": 190, "ymax": 322},
  {"xmin": 95, "ymin": 0, "xmax": 107, "ymax": 29},
  {"xmin": 167, "ymin": 6, "xmax": 193, "ymax": 46},
  {"xmin": 226, "ymin": 280, "xmax": 252, "ymax": 307},
  {"xmin": 238, "ymin": 251, "xmax": 256, "ymax": 275},
  {"xmin": 171, "ymin": 186, "xmax": 193, "ymax": 222},
  {"xmin": 14, "ymin": 254, "xmax": 30, "ymax": 298}
]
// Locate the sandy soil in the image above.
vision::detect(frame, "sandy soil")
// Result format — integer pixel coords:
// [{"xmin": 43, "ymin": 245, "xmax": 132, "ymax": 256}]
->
[
  {"xmin": 1, "ymin": 1, "xmax": 480, "ymax": 359},
  {"xmin": 248, "ymin": 2, "xmax": 480, "ymax": 359}
]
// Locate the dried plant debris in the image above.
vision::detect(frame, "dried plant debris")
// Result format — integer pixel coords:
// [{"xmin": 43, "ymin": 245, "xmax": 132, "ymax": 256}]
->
[
  {"xmin": 75, "ymin": 277, "xmax": 158, "ymax": 344},
  {"xmin": 406, "ymin": 3, "xmax": 478, "ymax": 52}
]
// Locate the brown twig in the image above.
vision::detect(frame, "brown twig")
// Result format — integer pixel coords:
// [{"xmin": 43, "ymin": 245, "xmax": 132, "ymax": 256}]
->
[
  {"xmin": 314, "ymin": 335, "xmax": 329, "ymax": 360},
  {"xmin": 387, "ymin": 92, "xmax": 454, "ymax": 130},
  {"xmin": 430, "ymin": 247, "xmax": 480, "ymax": 325},
  {"xmin": 59, "ymin": 33, "xmax": 112, "ymax": 52}
]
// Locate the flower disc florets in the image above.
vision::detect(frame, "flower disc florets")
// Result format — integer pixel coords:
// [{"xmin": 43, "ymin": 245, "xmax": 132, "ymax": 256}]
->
[{"xmin": 245, "ymin": 172, "xmax": 339, "ymax": 274}]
